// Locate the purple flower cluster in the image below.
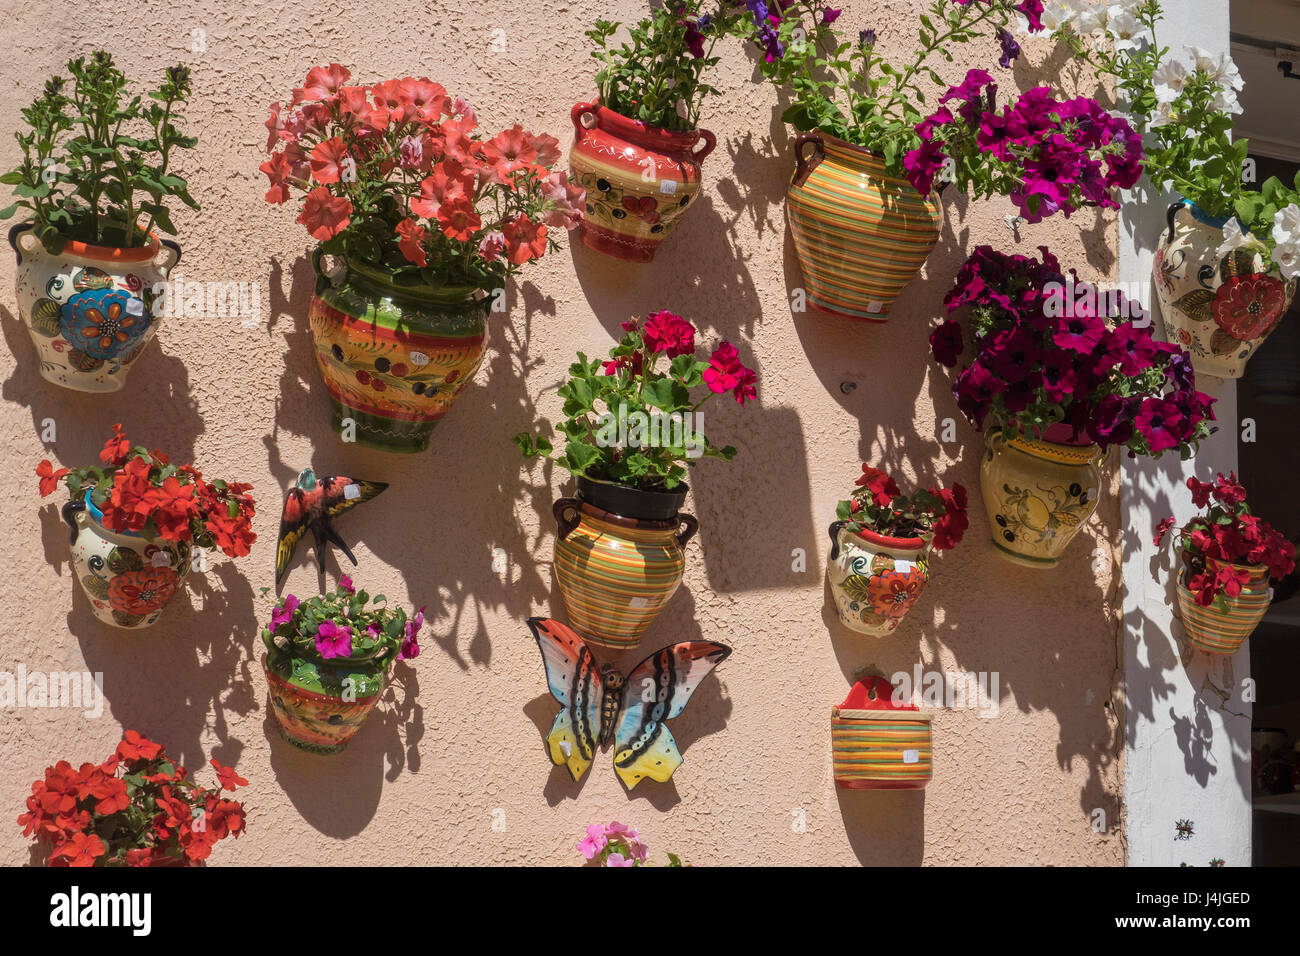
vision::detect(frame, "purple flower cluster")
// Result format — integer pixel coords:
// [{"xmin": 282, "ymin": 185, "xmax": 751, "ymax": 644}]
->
[
  {"xmin": 931, "ymin": 246, "xmax": 1216, "ymax": 458},
  {"xmin": 904, "ymin": 71, "xmax": 1143, "ymax": 223}
]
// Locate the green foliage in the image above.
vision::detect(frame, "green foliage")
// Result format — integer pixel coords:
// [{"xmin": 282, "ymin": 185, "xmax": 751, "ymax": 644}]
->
[
  {"xmin": 586, "ymin": 4, "xmax": 745, "ymax": 131},
  {"xmin": 0, "ymin": 51, "xmax": 198, "ymax": 251}
]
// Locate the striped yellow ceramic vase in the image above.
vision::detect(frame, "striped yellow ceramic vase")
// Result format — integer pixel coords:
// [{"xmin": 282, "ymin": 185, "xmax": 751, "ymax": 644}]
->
[
  {"xmin": 831, "ymin": 675, "xmax": 933, "ymax": 790},
  {"xmin": 980, "ymin": 427, "xmax": 1103, "ymax": 567},
  {"xmin": 552, "ymin": 494, "xmax": 697, "ymax": 651},
  {"xmin": 1176, "ymin": 560, "xmax": 1270, "ymax": 655},
  {"xmin": 786, "ymin": 132, "xmax": 941, "ymax": 320}
]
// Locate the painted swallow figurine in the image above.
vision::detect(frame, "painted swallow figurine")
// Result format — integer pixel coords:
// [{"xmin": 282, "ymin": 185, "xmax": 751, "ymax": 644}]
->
[{"xmin": 275, "ymin": 468, "xmax": 388, "ymax": 587}]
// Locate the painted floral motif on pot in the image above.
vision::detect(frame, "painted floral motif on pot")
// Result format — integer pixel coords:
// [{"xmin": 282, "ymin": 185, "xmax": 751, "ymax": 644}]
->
[
  {"xmin": 1153, "ymin": 199, "xmax": 1297, "ymax": 379},
  {"xmin": 569, "ymin": 102, "xmax": 715, "ymax": 263},
  {"xmin": 826, "ymin": 523, "xmax": 931, "ymax": 636},
  {"xmin": 62, "ymin": 494, "xmax": 190, "ymax": 628},
  {"xmin": 9, "ymin": 224, "xmax": 180, "ymax": 392}
]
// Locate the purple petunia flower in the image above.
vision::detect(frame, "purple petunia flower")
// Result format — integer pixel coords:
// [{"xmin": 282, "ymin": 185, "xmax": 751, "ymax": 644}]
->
[
  {"xmin": 269, "ymin": 594, "xmax": 299, "ymax": 631},
  {"xmin": 315, "ymin": 619, "xmax": 353, "ymax": 659},
  {"xmin": 997, "ymin": 28, "xmax": 1021, "ymax": 68}
]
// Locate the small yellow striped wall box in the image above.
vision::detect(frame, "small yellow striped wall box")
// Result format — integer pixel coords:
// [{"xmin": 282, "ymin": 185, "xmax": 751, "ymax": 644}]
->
[
  {"xmin": 785, "ymin": 132, "xmax": 941, "ymax": 321},
  {"xmin": 1176, "ymin": 561, "xmax": 1270, "ymax": 655},
  {"xmin": 832, "ymin": 675, "xmax": 933, "ymax": 790}
]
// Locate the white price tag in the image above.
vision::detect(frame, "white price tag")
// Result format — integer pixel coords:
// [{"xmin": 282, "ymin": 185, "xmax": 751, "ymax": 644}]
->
[
  {"xmin": 343, "ymin": 483, "xmax": 360, "ymax": 500},
  {"xmin": 628, "ymin": 597, "xmax": 649, "ymax": 609},
  {"xmin": 659, "ymin": 179, "xmax": 677, "ymax": 195},
  {"xmin": 125, "ymin": 298, "xmax": 145, "ymax": 315},
  {"xmin": 894, "ymin": 559, "xmax": 911, "ymax": 574},
  {"xmin": 151, "ymin": 550, "xmax": 172, "ymax": 567},
  {"xmin": 409, "ymin": 351, "xmax": 430, "ymax": 367},
  {"xmin": 867, "ymin": 300, "xmax": 885, "ymax": 313},
  {"xmin": 902, "ymin": 749, "xmax": 919, "ymax": 765}
]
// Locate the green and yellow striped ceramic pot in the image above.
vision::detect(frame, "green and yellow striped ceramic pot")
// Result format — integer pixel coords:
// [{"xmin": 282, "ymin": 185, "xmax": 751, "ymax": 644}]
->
[
  {"xmin": 832, "ymin": 675, "xmax": 933, "ymax": 790},
  {"xmin": 1176, "ymin": 559, "xmax": 1270, "ymax": 655},
  {"xmin": 262, "ymin": 629, "xmax": 396, "ymax": 755},
  {"xmin": 308, "ymin": 253, "xmax": 491, "ymax": 453},
  {"xmin": 980, "ymin": 425, "xmax": 1104, "ymax": 568},
  {"xmin": 786, "ymin": 132, "xmax": 941, "ymax": 321},
  {"xmin": 552, "ymin": 477, "xmax": 698, "ymax": 651}
]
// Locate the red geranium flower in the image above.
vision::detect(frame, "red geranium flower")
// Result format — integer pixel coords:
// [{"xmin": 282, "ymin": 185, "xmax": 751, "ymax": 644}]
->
[
  {"xmin": 50, "ymin": 832, "xmax": 106, "ymax": 868},
  {"xmin": 210, "ymin": 759, "xmax": 249, "ymax": 791},
  {"xmin": 100, "ymin": 423, "xmax": 131, "ymax": 466},
  {"xmin": 36, "ymin": 460, "xmax": 69, "ymax": 497},
  {"xmin": 855, "ymin": 466, "xmax": 900, "ymax": 507},
  {"xmin": 117, "ymin": 730, "xmax": 163, "ymax": 763}
]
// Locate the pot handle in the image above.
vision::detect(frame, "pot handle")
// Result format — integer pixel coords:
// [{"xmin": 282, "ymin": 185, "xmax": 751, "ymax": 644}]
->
[
  {"xmin": 571, "ymin": 102, "xmax": 598, "ymax": 140},
  {"xmin": 791, "ymin": 132, "xmax": 825, "ymax": 188},
  {"xmin": 8, "ymin": 221, "xmax": 36, "ymax": 266},
  {"xmin": 692, "ymin": 128, "xmax": 717, "ymax": 163},
  {"xmin": 61, "ymin": 499, "xmax": 86, "ymax": 546},
  {"xmin": 676, "ymin": 512, "xmax": 699, "ymax": 547},
  {"xmin": 157, "ymin": 238, "xmax": 182, "ymax": 274},
  {"xmin": 1164, "ymin": 199, "xmax": 1189, "ymax": 245},
  {"xmin": 827, "ymin": 520, "xmax": 848, "ymax": 561},
  {"xmin": 553, "ymin": 497, "xmax": 581, "ymax": 542}
]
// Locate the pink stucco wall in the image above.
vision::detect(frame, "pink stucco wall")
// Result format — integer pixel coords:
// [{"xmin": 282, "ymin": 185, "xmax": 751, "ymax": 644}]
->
[{"xmin": 0, "ymin": 1, "xmax": 1124, "ymax": 865}]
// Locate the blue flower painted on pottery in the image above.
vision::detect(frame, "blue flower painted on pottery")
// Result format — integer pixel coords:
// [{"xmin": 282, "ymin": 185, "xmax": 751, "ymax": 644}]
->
[{"xmin": 58, "ymin": 288, "xmax": 150, "ymax": 359}]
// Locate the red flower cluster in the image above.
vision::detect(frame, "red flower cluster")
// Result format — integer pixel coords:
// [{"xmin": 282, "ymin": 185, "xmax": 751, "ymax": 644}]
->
[
  {"xmin": 840, "ymin": 464, "xmax": 968, "ymax": 552},
  {"xmin": 262, "ymin": 65, "xmax": 582, "ymax": 279},
  {"xmin": 36, "ymin": 425, "xmax": 256, "ymax": 559},
  {"xmin": 1156, "ymin": 472, "xmax": 1296, "ymax": 607},
  {"xmin": 17, "ymin": 732, "xmax": 248, "ymax": 867}
]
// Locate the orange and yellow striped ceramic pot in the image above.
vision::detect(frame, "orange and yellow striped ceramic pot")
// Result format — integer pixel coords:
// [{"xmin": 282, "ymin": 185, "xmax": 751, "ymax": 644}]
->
[
  {"xmin": 569, "ymin": 102, "xmax": 716, "ymax": 263},
  {"xmin": 1176, "ymin": 560, "xmax": 1270, "ymax": 655},
  {"xmin": 552, "ymin": 481, "xmax": 698, "ymax": 650},
  {"xmin": 786, "ymin": 132, "xmax": 941, "ymax": 321},
  {"xmin": 832, "ymin": 675, "xmax": 933, "ymax": 790}
]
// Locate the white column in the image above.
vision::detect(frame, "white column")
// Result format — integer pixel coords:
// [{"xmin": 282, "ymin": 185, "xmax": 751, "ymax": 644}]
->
[{"xmin": 1120, "ymin": 0, "xmax": 1251, "ymax": 866}]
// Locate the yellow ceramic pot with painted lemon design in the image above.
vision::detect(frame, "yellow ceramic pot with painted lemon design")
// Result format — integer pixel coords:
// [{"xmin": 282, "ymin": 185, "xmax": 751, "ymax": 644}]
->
[{"xmin": 980, "ymin": 427, "xmax": 1104, "ymax": 567}]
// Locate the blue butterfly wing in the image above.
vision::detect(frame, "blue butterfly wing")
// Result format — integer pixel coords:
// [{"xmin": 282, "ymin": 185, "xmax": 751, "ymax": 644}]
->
[
  {"xmin": 527, "ymin": 618, "xmax": 603, "ymax": 781},
  {"xmin": 611, "ymin": 641, "xmax": 731, "ymax": 789}
]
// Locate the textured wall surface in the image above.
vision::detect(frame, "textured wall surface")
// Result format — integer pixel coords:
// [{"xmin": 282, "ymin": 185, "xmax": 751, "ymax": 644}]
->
[{"xmin": 0, "ymin": 1, "xmax": 1125, "ymax": 866}]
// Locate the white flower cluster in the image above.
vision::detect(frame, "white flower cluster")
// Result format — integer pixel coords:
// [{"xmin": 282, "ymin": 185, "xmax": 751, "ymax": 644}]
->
[
  {"xmin": 1217, "ymin": 206, "xmax": 1300, "ymax": 280},
  {"xmin": 1034, "ymin": 0, "xmax": 1145, "ymax": 49},
  {"xmin": 1150, "ymin": 46, "xmax": 1243, "ymax": 127}
]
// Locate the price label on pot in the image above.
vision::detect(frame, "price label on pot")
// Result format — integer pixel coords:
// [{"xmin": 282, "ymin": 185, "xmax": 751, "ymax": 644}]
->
[
  {"xmin": 343, "ymin": 483, "xmax": 360, "ymax": 500},
  {"xmin": 659, "ymin": 179, "xmax": 677, "ymax": 195},
  {"xmin": 894, "ymin": 559, "xmax": 912, "ymax": 574},
  {"xmin": 409, "ymin": 351, "xmax": 430, "ymax": 367},
  {"xmin": 125, "ymin": 297, "xmax": 144, "ymax": 316},
  {"xmin": 902, "ymin": 749, "xmax": 919, "ymax": 764},
  {"xmin": 151, "ymin": 550, "xmax": 172, "ymax": 567},
  {"xmin": 628, "ymin": 597, "xmax": 649, "ymax": 609},
  {"xmin": 867, "ymin": 300, "xmax": 884, "ymax": 313}
]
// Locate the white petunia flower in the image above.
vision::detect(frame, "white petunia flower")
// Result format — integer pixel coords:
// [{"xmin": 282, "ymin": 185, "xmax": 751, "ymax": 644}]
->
[
  {"xmin": 1073, "ymin": 0, "xmax": 1107, "ymax": 35},
  {"xmin": 1153, "ymin": 58, "xmax": 1189, "ymax": 105},
  {"xmin": 1216, "ymin": 218, "xmax": 1253, "ymax": 259},
  {"xmin": 1214, "ymin": 52, "xmax": 1245, "ymax": 92},
  {"xmin": 1212, "ymin": 85, "xmax": 1243, "ymax": 115},
  {"xmin": 1106, "ymin": 7, "xmax": 1141, "ymax": 50},
  {"xmin": 1040, "ymin": 0, "xmax": 1080, "ymax": 33},
  {"xmin": 1272, "ymin": 206, "xmax": 1300, "ymax": 279},
  {"xmin": 1149, "ymin": 100, "xmax": 1175, "ymax": 128}
]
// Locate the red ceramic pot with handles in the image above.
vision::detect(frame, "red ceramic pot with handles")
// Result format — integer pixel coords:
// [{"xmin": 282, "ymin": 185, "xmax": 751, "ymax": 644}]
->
[{"xmin": 568, "ymin": 102, "xmax": 716, "ymax": 263}]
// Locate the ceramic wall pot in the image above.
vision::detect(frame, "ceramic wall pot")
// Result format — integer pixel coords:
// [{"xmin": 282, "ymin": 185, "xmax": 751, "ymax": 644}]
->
[
  {"xmin": 552, "ymin": 477, "xmax": 697, "ymax": 650},
  {"xmin": 1153, "ymin": 199, "xmax": 1297, "ymax": 379},
  {"xmin": 262, "ymin": 634, "xmax": 395, "ymax": 754},
  {"xmin": 980, "ymin": 427, "xmax": 1103, "ymax": 568},
  {"xmin": 1176, "ymin": 559, "xmax": 1270, "ymax": 655},
  {"xmin": 9, "ymin": 224, "xmax": 180, "ymax": 392},
  {"xmin": 786, "ymin": 132, "xmax": 941, "ymax": 321},
  {"xmin": 569, "ymin": 102, "xmax": 716, "ymax": 263},
  {"xmin": 308, "ymin": 253, "xmax": 490, "ymax": 453},
  {"xmin": 61, "ymin": 494, "xmax": 191, "ymax": 628},
  {"xmin": 826, "ymin": 522, "xmax": 931, "ymax": 636},
  {"xmin": 832, "ymin": 675, "xmax": 933, "ymax": 790}
]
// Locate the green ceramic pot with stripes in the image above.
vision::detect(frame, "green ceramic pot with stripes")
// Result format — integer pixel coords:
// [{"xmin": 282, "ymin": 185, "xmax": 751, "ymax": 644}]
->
[
  {"xmin": 831, "ymin": 675, "xmax": 933, "ymax": 790},
  {"xmin": 552, "ymin": 477, "xmax": 698, "ymax": 651},
  {"xmin": 1176, "ymin": 558, "xmax": 1270, "ymax": 655},
  {"xmin": 786, "ymin": 132, "xmax": 941, "ymax": 321}
]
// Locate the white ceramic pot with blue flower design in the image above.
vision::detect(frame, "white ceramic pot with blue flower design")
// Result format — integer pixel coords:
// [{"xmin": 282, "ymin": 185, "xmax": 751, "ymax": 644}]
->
[
  {"xmin": 61, "ymin": 492, "xmax": 191, "ymax": 628},
  {"xmin": 8, "ymin": 223, "xmax": 180, "ymax": 392}
]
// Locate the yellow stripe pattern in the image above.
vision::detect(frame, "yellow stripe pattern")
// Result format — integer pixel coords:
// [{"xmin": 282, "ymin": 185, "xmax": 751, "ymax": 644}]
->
[
  {"xmin": 786, "ymin": 138, "xmax": 941, "ymax": 320},
  {"xmin": 554, "ymin": 510, "xmax": 686, "ymax": 650},
  {"xmin": 1177, "ymin": 567, "xmax": 1270, "ymax": 655},
  {"xmin": 831, "ymin": 710, "xmax": 933, "ymax": 788}
]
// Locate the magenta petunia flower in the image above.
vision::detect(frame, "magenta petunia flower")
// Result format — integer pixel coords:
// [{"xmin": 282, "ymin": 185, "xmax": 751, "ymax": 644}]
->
[
  {"xmin": 270, "ymin": 594, "xmax": 299, "ymax": 631},
  {"xmin": 315, "ymin": 619, "xmax": 353, "ymax": 659}
]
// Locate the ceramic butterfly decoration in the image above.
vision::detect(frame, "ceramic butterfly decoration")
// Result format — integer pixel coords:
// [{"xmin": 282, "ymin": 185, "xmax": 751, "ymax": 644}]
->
[{"xmin": 527, "ymin": 617, "xmax": 731, "ymax": 789}]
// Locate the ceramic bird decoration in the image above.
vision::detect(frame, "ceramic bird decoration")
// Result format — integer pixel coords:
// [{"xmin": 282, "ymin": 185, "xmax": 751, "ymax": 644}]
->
[
  {"xmin": 274, "ymin": 468, "xmax": 388, "ymax": 588},
  {"xmin": 527, "ymin": 617, "xmax": 731, "ymax": 789}
]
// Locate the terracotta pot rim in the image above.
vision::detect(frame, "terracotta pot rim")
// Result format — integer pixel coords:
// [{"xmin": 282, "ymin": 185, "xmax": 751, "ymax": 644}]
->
[
  {"xmin": 56, "ymin": 230, "xmax": 163, "ymax": 263},
  {"xmin": 844, "ymin": 524, "xmax": 929, "ymax": 551},
  {"xmin": 584, "ymin": 102, "xmax": 705, "ymax": 150}
]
